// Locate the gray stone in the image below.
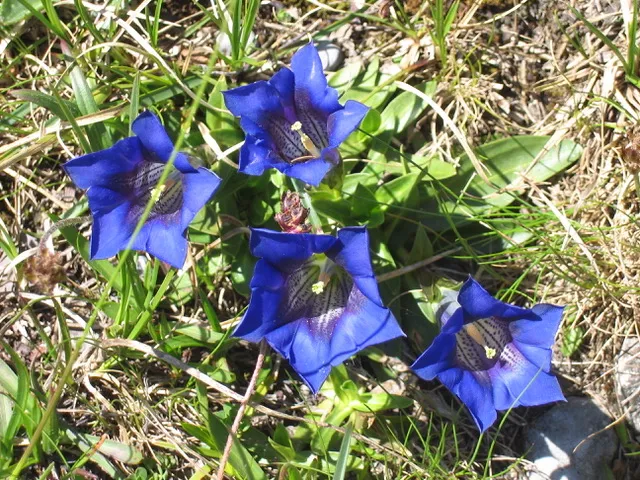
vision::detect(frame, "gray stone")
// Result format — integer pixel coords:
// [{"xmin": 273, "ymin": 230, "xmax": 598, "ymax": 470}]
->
[
  {"xmin": 525, "ymin": 397, "xmax": 618, "ymax": 480},
  {"xmin": 615, "ymin": 337, "xmax": 640, "ymax": 433},
  {"xmin": 315, "ymin": 41, "xmax": 344, "ymax": 72},
  {"xmin": 215, "ymin": 31, "xmax": 256, "ymax": 57}
]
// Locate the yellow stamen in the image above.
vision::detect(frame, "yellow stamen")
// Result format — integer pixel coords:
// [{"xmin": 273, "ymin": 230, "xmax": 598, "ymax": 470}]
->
[
  {"xmin": 152, "ymin": 178, "xmax": 178, "ymax": 204},
  {"xmin": 484, "ymin": 346, "xmax": 497, "ymax": 359},
  {"xmin": 312, "ymin": 281, "xmax": 325, "ymax": 295},
  {"xmin": 152, "ymin": 183, "xmax": 167, "ymax": 203},
  {"xmin": 291, "ymin": 121, "xmax": 321, "ymax": 158}
]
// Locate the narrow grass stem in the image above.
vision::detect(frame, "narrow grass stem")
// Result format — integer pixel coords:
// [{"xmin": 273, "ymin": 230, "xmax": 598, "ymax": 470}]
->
[
  {"xmin": 376, "ymin": 246, "xmax": 461, "ymax": 283},
  {"xmin": 39, "ymin": 215, "xmax": 91, "ymax": 251},
  {"xmin": 292, "ymin": 179, "xmax": 323, "ymax": 233},
  {"xmin": 634, "ymin": 172, "xmax": 640, "ymax": 198},
  {"xmin": 216, "ymin": 340, "xmax": 268, "ymax": 480}
]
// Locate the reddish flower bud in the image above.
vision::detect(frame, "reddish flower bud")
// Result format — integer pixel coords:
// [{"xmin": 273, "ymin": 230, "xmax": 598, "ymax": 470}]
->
[{"xmin": 275, "ymin": 191, "xmax": 311, "ymax": 233}]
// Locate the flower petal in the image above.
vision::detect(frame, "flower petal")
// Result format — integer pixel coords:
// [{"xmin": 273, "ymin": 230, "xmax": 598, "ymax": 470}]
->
[
  {"xmin": 265, "ymin": 290, "xmax": 403, "ymax": 393},
  {"xmin": 144, "ymin": 216, "xmax": 189, "ymax": 268},
  {"xmin": 511, "ymin": 304, "xmax": 564, "ymax": 349},
  {"xmin": 249, "ymin": 228, "xmax": 336, "ymax": 271},
  {"xmin": 237, "ymin": 134, "xmax": 281, "ymax": 176},
  {"xmin": 512, "ymin": 340, "xmax": 553, "ymax": 372},
  {"xmin": 85, "ymin": 185, "xmax": 128, "ymax": 216},
  {"xmin": 63, "ymin": 137, "xmax": 143, "ymax": 189},
  {"xmin": 180, "ymin": 167, "xmax": 222, "ymax": 230},
  {"xmin": 328, "ymin": 290, "xmax": 405, "ymax": 359},
  {"xmin": 130, "ymin": 112, "xmax": 187, "ymax": 171},
  {"xmin": 266, "ymin": 319, "xmax": 332, "ymax": 392},
  {"xmin": 458, "ymin": 277, "xmax": 533, "ymax": 321},
  {"xmin": 437, "ymin": 288, "xmax": 462, "ymax": 326},
  {"xmin": 490, "ymin": 344, "xmax": 565, "ymax": 410},
  {"xmin": 233, "ymin": 260, "xmax": 287, "ymax": 342},
  {"xmin": 223, "ymin": 81, "xmax": 284, "ymax": 127},
  {"xmin": 328, "ymin": 226, "xmax": 382, "ymax": 306},
  {"xmin": 280, "ymin": 157, "xmax": 334, "ymax": 186},
  {"xmin": 269, "ymin": 67, "xmax": 296, "ymax": 119},
  {"xmin": 290, "ymin": 43, "xmax": 341, "ymax": 115},
  {"xmin": 439, "ymin": 368, "xmax": 497, "ymax": 432},
  {"xmin": 412, "ymin": 333, "xmax": 457, "ymax": 380},
  {"xmin": 327, "ymin": 100, "xmax": 369, "ymax": 148},
  {"xmin": 89, "ymin": 199, "xmax": 135, "ymax": 259}
]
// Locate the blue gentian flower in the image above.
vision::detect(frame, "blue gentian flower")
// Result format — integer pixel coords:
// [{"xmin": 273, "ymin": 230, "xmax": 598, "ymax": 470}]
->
[
  {"xmin": 234, "ymin": 227, "xmax": 405, "ymax": 392},
  {"xmin": 222, "ymin": 43, "xmax": 369, "ymax": 186},
  {"xmin": 63, "ymin": 111, "xmax": 221, "ymax": 269},
  {"xmin": 411, "ymin": 278, "xmax": 565, "ymax": 432}
]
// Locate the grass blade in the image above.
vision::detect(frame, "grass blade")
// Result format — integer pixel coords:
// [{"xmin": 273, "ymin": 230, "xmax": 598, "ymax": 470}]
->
[
  {"xmin": 129, "ymin": 72, "xmax": 140, "ymax": 134},
  {"xmin": 60, "ymin": 41, "xmax": 111, "ymax": 151},
  {"xmin": 332, "ymin": 422, "xmax": 353, "ymax": 480}
]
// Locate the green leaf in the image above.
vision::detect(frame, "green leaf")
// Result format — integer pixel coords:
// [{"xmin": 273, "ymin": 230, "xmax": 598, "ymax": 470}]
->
[
  {"xmin": 407, "ymin": 225, "xmax": 433, "ymax": 264},
  {"xmin": 206, "ymin": 413, "xmax": 268, "ymax": 480},
  {"xmin": 349, "ymin": 184, "xmax": 384, "ymax": 227},
  {"xmin": 66, "ymin": 428, "xmax": 142, "ymax": 465},
  {"xmin": 377, "ymin": 80, "xmax": 437, "ymax": 136},
  {"xmin": 0, "ymin": 341, "xmax": 43, "ymax": 448},
  {"xmin": 561, "ymin": 327, "xmax": 585, "ymax": 358},
  {"xmin": 374, "ymin": 172, "xmax": 420, "ymax": 212},
  {"xmin": 0, "ymin": 0, "xmax": 41, "ymax": 24},
  {"xmin": 0, "ymin": 359, "xmax": 16, "ymax": 439},
  {"xmin": 328, "ymin": 61, "xmax": 364, "ymax": 94},
  {"xmin": 166, "ymin": 269, "xmax": 194, "ymax": 305},
  {"xmin": 365, "ymin": 81, "xmax": 438, "ymax": 177},
  {"xmin": 11, "ymin": 89, "xmax": 81, "ymax": 119},
  {"xmin": 421, "ymin": 136, "xmax": 583, "ymax": 231},
  {"xmin": 205, "ymin": 76, "xmax": 244, "ymax": 149},
  {"xmin": 407, "ymin": 154, "xmax": 456, "ymax": 180},
  {"xmin": 401, "ymin": 276, "xmax": 460, "ymax": 353},
  {"xmin": 340, "ymin": 108, "xmax": 381, "ymax": 157},
  {"xmin": 61, "ymin": 42, "xmax": 111, "ymax": 151},
  {"xmin": 353, "ymin": 392, "xmax": 413, "ymax": 413},
  {"xmin": 0, "ymin": 217, "xmax": 18, "ymax": 260},
  {"xmin": 174, "ymin": 324, "xmax": 225, "ymax": 345},
  {"xmin": 332, "ymin": 423, "xmax": 353, "ymax": 480},
  {"xmin": 459, "ymin": 136, "xmax": 583, "ymax": 207},
  {"xmin": 339, "ymin": 57, "xmax": 395, "ymax": 109},
  {"xmin": 130, "ymin": 72, "xmax": 140, "ymax": 134},
  {"xmin": 310, "ymin": 190, "xmax": 352, "ymax": 225},
  {"xmin": 230, "ymin": 247, "xmax": 255, "ymax": 297}
]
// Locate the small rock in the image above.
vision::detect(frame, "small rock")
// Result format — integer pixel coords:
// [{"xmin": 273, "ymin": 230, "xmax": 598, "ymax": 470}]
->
[
  {"xmin": 615, "ymin": 337, "xmax": 640, "ymax": 433},
  {"xmin": 215, "ymin": 31, "xmax": 256, "ymax": 57},
  {"xmin": 315, "ymin": 41, "xmax": 344, "ymax": 71},
  {"xmin": 525, "ymin": 397, "xmax": 618, "ymax": 480}
]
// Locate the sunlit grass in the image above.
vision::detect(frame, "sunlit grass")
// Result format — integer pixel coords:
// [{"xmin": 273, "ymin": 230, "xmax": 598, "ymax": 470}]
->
[{"xmin": 1, "ymin": 0, "xmax": 638, "ymax": 478}]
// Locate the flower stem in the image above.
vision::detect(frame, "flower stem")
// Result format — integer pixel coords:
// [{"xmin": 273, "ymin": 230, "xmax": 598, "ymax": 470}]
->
[
  {"xmin": 292, "ymin": 179, "xmax": 323, "ymax": 233},
  {"xmin": 216, "ymin": 340, "xmax": 268, "ymax": 480},
  {"xmin": 39, "ymin": 215, "xmax": 91, "ymax": 251}
]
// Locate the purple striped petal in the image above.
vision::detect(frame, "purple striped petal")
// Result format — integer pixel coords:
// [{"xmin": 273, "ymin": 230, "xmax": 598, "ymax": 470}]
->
[
  {"xmin": 412, "ymin": 278, "xmax": 565, "ymax": 432},
  {"xmin": 64, "ymin": 112, "xmax": 221, "ymax": 268},
  {"xmin": 234, "ymin": 228, "xmax": 404, "ymax": 393}
]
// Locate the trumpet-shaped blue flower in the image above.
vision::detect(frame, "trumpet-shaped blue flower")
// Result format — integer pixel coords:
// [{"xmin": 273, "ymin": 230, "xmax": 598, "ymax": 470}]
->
[
  {"xmin": 223, "ymin": 43, "xmax": 369, "ymax": 186},
  {"xmin": 63, "ymin": 111, "xmax": 221, "ymax": 269},
  {"xmin": 234, "ymin": 227, "xmax": 405, "ymax": 392},
  {"xmin": 411, "ymin": 278, "xmax": 565, "ymax": 432}
]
